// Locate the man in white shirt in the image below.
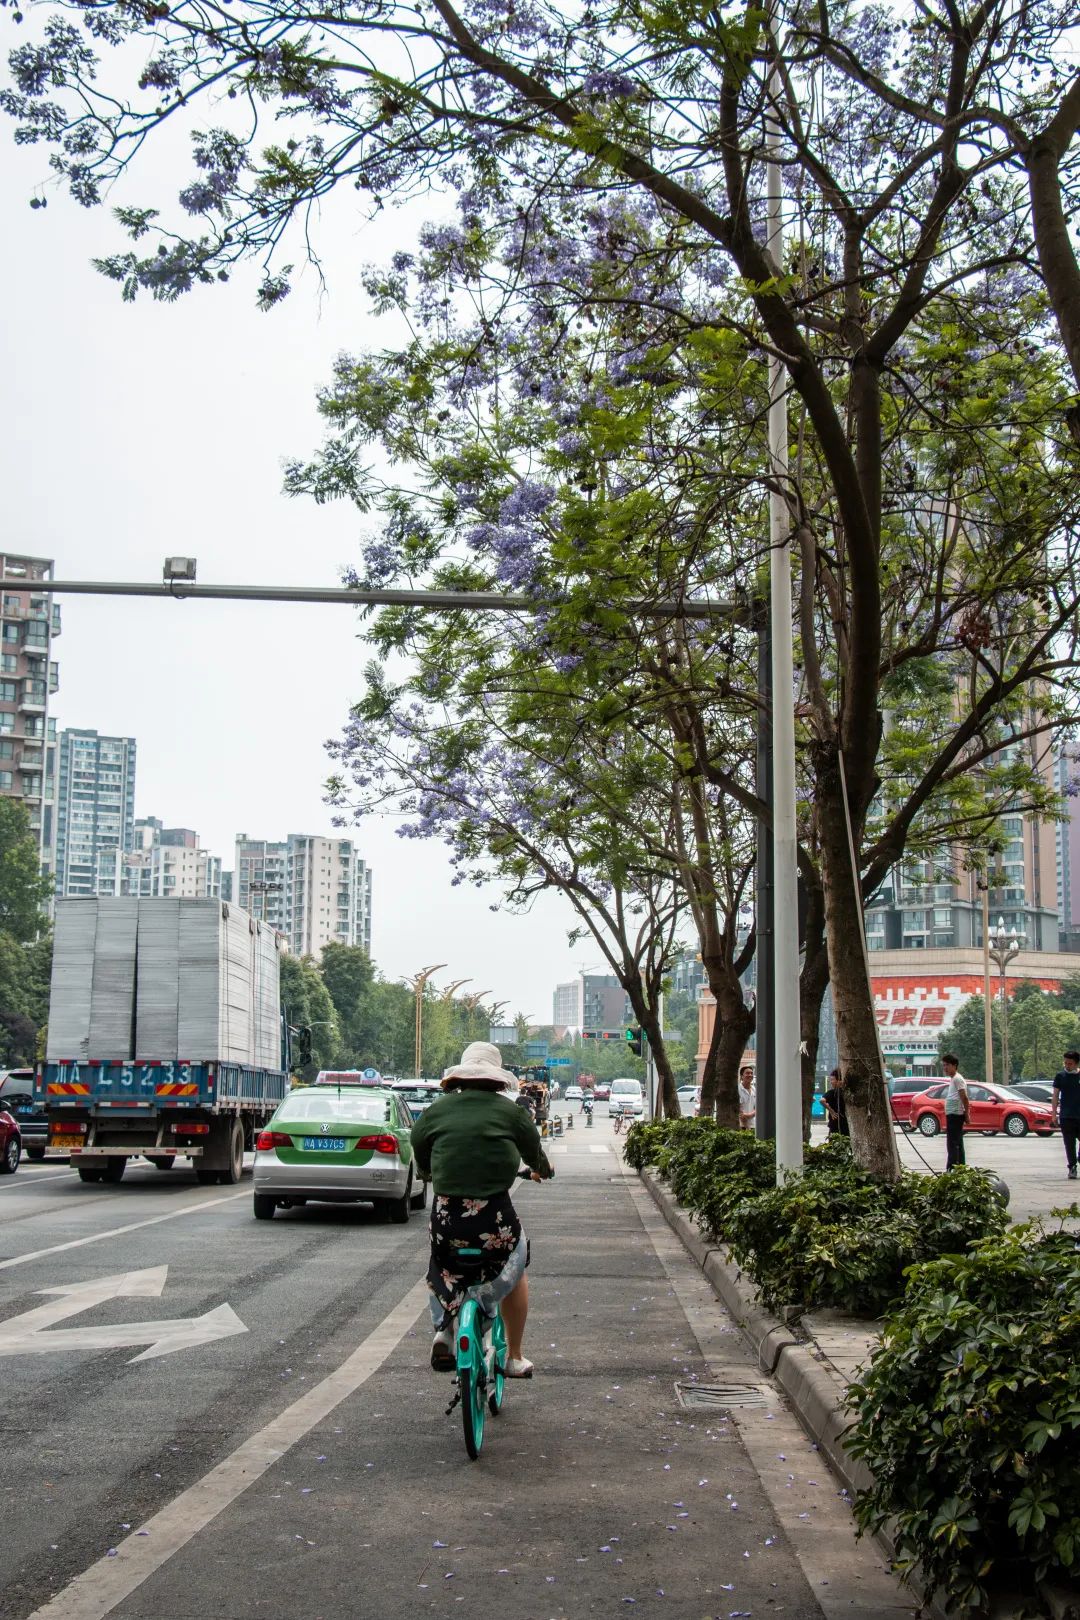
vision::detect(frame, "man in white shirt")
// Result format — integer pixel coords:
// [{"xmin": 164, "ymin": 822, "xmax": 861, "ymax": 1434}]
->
[
  {"xmin": 941, "ymin": 1053, "xmax": 970, "ymax": 1170},
  {"xmin": 738, "ymin": 1065, "xmax": 756, "ymax": 1131}
]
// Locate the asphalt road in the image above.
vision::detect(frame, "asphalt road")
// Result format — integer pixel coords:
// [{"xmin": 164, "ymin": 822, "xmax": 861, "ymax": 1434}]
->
[{"xmin": 0, "ymin": 1116, "xmax": 914, "ymax": 1620}]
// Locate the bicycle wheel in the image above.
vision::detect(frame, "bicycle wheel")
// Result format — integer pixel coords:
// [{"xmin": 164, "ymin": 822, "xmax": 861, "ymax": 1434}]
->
[
  {"xmin": 457, "ymin": 1299, "xmax": 486, "ymax": 1460},
  {"xmin": 489, "ymin": 1311, "xmax": 507, "ymax": 1416}
]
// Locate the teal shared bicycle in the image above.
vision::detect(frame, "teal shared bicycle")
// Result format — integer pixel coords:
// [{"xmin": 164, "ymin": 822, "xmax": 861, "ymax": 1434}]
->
[
  {"xmin": 442, "ymin": 1167, "xmax": 549, "ymax": 1459},
  {"xmin": 446, "ymin": 1273, "xmax": 508, "ymax": 1459}
]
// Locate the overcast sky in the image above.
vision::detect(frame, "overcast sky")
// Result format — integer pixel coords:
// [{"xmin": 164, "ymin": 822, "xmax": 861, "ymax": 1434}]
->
[{"xmin": 0, "ymin": 135, "xmax": 614, "ymax": 1023}]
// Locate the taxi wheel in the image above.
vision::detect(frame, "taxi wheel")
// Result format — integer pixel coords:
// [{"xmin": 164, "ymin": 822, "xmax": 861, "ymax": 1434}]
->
[
  {"xmin": 253, "ymin": 1193, "xmax": 276, "ymax": 1221},
  {"xmin": 388, "ymin": 1175, "xmax": 413, "ymax": 1225},
  {"xmin": 410, "ymin": 1178, "xmax": 428, "ymax": 1212}
]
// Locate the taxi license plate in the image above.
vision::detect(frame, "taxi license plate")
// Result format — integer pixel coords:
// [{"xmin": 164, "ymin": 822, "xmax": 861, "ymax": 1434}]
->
[
  {"xmin": 52, "ymin": 1135, "xmax": 85, "ymax": 1149},
  {"xmin": 302, "ymin": 1136, "xmax": 346, "ymax": 1152}
]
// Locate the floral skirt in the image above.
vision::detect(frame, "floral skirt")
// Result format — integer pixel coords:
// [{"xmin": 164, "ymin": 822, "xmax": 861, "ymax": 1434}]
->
[{"xmin": 427, "ymin": 1191, "xmax": 528, "ymax": 1328}]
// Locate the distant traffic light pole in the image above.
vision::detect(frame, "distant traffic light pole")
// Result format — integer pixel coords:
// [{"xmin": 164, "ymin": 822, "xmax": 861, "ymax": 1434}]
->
[{"xmin": 45, "ymin": 561, "xmax": 803, "ymax": 1163}]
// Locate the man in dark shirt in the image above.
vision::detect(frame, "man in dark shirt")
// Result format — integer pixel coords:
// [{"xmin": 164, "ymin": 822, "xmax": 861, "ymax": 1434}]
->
[
  {"xmin": 822, "ymin": 1069, "xmax": 849, "ymax": 1137},
  {"xmin": 1052, "ymin": 1048, "xmax": 1080, "ymax": 1181}
]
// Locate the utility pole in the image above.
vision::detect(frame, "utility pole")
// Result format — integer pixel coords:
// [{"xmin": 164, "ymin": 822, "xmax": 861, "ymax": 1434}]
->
[
  {"xmin": 765, "ymin": 28, "xmax": 803, "ymax": 1181},
  {"xmin": 979, "ymin": 878, "xmax": 994, "ymax": 1084}
]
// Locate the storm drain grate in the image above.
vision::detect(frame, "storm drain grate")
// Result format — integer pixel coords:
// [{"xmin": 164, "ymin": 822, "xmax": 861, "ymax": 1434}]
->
[{"xmin": 675, "ymin": 1381, "xmax": 771, "ymax": 1410}]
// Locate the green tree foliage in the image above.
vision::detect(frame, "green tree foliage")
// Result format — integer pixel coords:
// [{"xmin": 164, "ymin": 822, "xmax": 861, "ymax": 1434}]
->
[
  {"xmin": 939, "ymin": 997, "xmax": 997, "ymax": 1084},
  {"xmin": 278, "ymin": 954, "xmax": 339, "ymax": 1071},
  {"xmin": 0, "ymin": 800, "xmax": 50, "ymax": 944},
  {"xmin": 0, "ymin": 928, "xmax": 51, "ymax": 1067},
  {"xmin": 319, "ymin": 944, "xmax": 375, "ymax": 1061}
]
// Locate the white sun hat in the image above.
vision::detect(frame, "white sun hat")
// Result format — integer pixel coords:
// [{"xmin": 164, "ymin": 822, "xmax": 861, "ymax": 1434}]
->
[{"xmin": 441, "ymin": 1040, "xmax": 520, "ymax": 1092}]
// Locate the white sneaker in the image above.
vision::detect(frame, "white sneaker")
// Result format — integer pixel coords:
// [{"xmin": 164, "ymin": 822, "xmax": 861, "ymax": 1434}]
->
[
  {"xmin": 504, "ymin": 1356, "xmax": 534, "ymax": 1378},
  {"xmin": 430, "ymin": 1328, "xmax": 454, "ymax": 1371}
]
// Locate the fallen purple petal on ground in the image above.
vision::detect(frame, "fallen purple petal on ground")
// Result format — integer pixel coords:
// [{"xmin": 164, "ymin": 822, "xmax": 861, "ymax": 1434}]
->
[{"xmin": 106, "ymin": 1549, "xmax": 117, "ymax": 1558}]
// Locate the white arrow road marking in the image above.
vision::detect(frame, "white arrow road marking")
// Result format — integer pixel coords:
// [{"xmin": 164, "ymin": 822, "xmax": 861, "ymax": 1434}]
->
[{"xmin": 0, "ymin": 1265, "xmax": 247, "ymax": 1362}]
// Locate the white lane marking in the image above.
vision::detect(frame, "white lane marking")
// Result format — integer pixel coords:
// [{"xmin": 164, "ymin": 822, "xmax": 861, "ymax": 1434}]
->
[
  {"xmin": 547, "ymin": 1144, "xmax": 569, "ymax": 1155},
  {"xmin": 0, "ymin": 1191, "xmax": 249, "ymax": 1272},
  {"xmin": 0, "ymin": 1266, "xmax": 247, "ymax": 1362},
  {"xmin": 589, "ymin": 1144, "xmax": 611, "ymax": 1154},
  {"xmin": 0, "ymin": 1169, "xmax": 77, "ymax": 1190},
  {"xmin": 29, "ymin": 1278, "xmax": 429, "ymax": 1620}
]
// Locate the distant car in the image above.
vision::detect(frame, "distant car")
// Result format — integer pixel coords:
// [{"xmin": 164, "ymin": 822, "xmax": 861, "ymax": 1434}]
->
[
  {"xmin": 592, "ymin": 1082, "xmax": 611, "ymax": 1101},
  {"xmin": 609, "ymin": 1078, "xmax": 646, "ymax": 1119},
  {"xmin": 909, "ymin": 1082, "xmax": 1055, "ymax": 1139},
  {"xmin": 565, "ymin": 1085, "xmax": 584, "ymax": 1102},
  {"xmin": 390, "ymin": 1080, "xmax": 443, "ymax": 1119},
  {"xmin": 0, "ymin": 1070, "xmax": 47, "ymax": 1160},
  {"xmin": 0, "ymin": 1106, "xmax": 20, "ymax": 1174},
  {"xmin": 253, "ymin": 1085, "xmax": 427, "ymax": 1221},
  {"xmin": 888, "ymin": 1076, "xmax": 942, "ymax": 1130},
  {"xmin": 676, "ymin": 1086, "xmax": 700, "ymax": 1116},
  {"xmin": 1009, "ymin": 1082, "xmax": 1054, "ymax": 1104}
]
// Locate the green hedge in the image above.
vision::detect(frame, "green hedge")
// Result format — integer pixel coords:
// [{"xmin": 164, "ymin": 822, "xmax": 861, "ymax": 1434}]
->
[
  {"xmin": 624, "ymin": 1117, "xmax": 1008, "ymax": 1315},
  {"xmin": 847, "ymin": 1221, "xmax": 1080, "ymax": 1612}
]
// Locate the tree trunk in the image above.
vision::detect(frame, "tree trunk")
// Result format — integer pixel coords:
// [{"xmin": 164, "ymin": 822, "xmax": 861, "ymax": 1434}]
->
[
  {"xmin": 799, "ymin": 896, "xmax": 830, "ymax": 1141},
  {"xmin": 699, "ymin": 986, "xmax": 752, "ymax": 1127},
  {"xmin": 696, "ymin": 1009, "xmax": 725, "ymax": 1111},
  {"xmin": 816, "ymin": 760, "xmax": 900, "ymax": 1180},
  {"xmin": 639, "ymin": 1000, "xmax": 679, "ymax": 1117}
]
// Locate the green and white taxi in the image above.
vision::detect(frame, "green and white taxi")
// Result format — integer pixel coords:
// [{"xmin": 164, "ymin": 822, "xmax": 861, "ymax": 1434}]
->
[{"xmin": 252, "ymin": 1085, "xmax": 427, "ymax": 1222}]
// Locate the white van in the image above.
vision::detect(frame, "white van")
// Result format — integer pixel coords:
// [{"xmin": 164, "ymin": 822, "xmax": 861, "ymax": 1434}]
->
[{"xmin": 608, "ymin": 1078, "xmax": 645, "ymax": 1119}]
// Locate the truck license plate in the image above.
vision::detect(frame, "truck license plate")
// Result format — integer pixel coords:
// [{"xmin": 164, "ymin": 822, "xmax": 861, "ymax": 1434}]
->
[
  {"xmin": 302, "ymin": 1136, "xmax": 346, "ymax": 1152},
  {"xmin": 51, "ymin": 1135, "xmax": 84, "ymax": 1149}
]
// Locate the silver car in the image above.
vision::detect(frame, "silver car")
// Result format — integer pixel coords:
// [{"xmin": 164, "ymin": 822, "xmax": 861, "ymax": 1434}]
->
[{"xmin": 252, "ymin": 1086, "xmax": 427, "ymax": 1222}]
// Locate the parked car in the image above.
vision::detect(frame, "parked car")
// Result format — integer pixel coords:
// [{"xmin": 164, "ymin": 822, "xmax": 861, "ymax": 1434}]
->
[
  {"xmin": 909, "ymin": 1082, "xmax": 1055, "ymax": 1139},
  {"xmin": 252, "ymin": 1086, "xmax": 427, "ymax": 1221},
  {"xmin": 888, "ymin": 1076, "xmax": 942, "ymax": 1130},
  {"xmin": 0, "ymin": 1070, "xmax": 47, "ymax": 1160},
  {"xmin": 676, "ymin": 1085, "xmax": 700, "ymax": 1116},
  {"xmin": 1009, "ymin": 1082, "xmax": 1054, "ymax": 1104},
  {"xmin": 592, "ymin": 1082, "xmax": 611, "ymax": 1101},
  {"xmin": 0, "ymin": 1106, "xmax": 20, "ymax": 1174},
  {"xmin": 608, "ymin": 1078, "xmax": 646, "ymax": 1119}
]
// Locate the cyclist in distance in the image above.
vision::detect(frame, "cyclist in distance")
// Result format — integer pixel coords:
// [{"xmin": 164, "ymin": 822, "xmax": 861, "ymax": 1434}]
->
[{"xmin": 411, "ymin": 1041, "xmax": 553, "ymax": 1378}]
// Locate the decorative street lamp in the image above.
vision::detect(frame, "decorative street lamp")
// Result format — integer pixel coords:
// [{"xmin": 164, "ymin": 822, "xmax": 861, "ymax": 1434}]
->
[
  {"xmin": 987, "ymin": 918, "xmax": 1024, "ymax": 1084},
  {"xmin": 403, "ymin": 964, "xmax": 446, "ymax": 1078}
]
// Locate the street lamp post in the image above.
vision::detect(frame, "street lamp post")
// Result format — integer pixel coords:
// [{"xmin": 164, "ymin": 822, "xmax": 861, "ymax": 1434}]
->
[
  {"xmin": 987, "ymin": 918, "xmax": 1024, "ymax": 1085},
  {"xmin": 404, "ymin": 964, "xmax": 446, "ymax": 1078}
]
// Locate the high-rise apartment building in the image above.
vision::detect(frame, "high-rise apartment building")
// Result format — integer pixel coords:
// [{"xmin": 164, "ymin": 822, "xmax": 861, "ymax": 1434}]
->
[
  {"xmin": 0, "ymin": 553, "xmax": 60, "ymax": 876},
  {"xmin": 234, "ymin": 836, "xmax": 289, "ymax": 931},
  {"xmin": 551, "ymin": 973, "xmax": 631, "ymax": 1033},
  {"xmin": 125, "ymin": 816, "xmax": 221, "ymax": 899},
  {"xmin": 235, "ymin": 833, "xmax": 372, "ymax": 956},
  {"xmin": 55, "ymin": 729, "xmax": 137, "ymax": 897},
  {"xmin": 286, "ymin": 834, "xmax": 372, "ymax": 957}
]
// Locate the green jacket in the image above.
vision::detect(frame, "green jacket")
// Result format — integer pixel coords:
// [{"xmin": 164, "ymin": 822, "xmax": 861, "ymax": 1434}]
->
[{"xmin": 410, "ymin": 1088, "xmax": 551, "ymax": 1196}]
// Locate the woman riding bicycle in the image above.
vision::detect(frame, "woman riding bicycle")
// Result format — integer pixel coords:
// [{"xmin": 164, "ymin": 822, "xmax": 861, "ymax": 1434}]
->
[{"xmin": 410, "ymin": 1042, "xmax": 552, "ymax": 1378}]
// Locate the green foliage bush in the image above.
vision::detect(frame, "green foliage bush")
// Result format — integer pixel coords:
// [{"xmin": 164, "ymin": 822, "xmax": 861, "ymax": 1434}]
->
[
  {"xmin": 624, "ymin": 1118, "xmax": 1007, "ymax": 1315},
  {"xmin": 848, "ymin": 1220, "xmax": 1080, "ymax": 1613}
]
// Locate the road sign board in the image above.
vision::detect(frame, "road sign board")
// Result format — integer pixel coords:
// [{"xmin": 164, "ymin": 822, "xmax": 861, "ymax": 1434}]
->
[{"xmin": 548, "ymin": 1057, "xmax": 571, "ymax": 1066}]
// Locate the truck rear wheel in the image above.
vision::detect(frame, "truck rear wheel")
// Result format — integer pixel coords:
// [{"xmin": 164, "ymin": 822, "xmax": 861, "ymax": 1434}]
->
[
  {"xmin": 77, "ymin": 1165, "xmax": 104, "ymax": 1183},
  {"xmin": 103, "ymin": 1157, "xmax": 126, "ymax": 1184},
  {"xmin": 148, "ymin": 1155, "xmax": 175, "ymax": 1170},
  {"xmin": 221, "ymin": 1118, "xmax": 245, "ymax": 1184}
]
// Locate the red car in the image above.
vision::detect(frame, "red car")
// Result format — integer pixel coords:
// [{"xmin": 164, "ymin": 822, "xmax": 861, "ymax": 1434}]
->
[
  {"xmin": 592, "ymin": 1082, "xmax": 611, "ymax": 1101},
  {"xmin": 0, "ymin": 1107, "xmax": 21, "ymax": 1174},
  {"xmin": 889, "ymin": 1077, "xmax": 940, "ymax": 1129},
  {"xmin": 909, "ymin": 1082, "xmax": 1055, "ymax": 1139}
]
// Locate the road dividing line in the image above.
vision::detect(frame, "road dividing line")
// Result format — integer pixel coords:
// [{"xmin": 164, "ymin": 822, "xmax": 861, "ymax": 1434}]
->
[
  {"xmin": 0, "ymin": 1191, "xmax": 249, "ymax": 1272},
  {"xmin": 588, "ymin": 1143, "xmax": 611, "ymax": 1154},
  {"xmin": 29, "ymin": 1279, "xmax": 429, "ymax": 1620}
]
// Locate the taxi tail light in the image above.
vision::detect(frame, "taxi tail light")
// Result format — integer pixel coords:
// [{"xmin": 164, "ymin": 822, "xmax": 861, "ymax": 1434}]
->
[
  {"xmin": 255, "ymin": 1129, "xmax": 292, "ymax": 1151},
  {"xmin": 356, "ymin": 1134, "xmax": 398, "ymax": 1155}
]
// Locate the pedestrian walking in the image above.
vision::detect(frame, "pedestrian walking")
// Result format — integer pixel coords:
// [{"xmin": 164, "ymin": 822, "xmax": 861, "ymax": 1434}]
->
[
  {"xmin": 941, "ymin": 1053, "xmax": 970, "ymax": 1170},
  {"xmin": 1051, "ymin": 1048, "xmax": 1080, "ymax": 1181},
  {"xmin": 738, "ymin": 1065, "xmax": 756, "ymax": 1130},
  {"xmin": 822, "ymin": 1069, "xmax": 849, "ymax": 1137}
]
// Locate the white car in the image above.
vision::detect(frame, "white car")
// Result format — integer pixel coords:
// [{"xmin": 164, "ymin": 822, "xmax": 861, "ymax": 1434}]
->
[
  {"xmin": 676, "ymin": 1086, "xmax": 700, "ymax": 1116},
  {"xmin": 565, "ymin": 1085, "xmax": 584, "ymax": 1102},
  {"xmin": 608, "ymin": 1078, "xmax": 646, "ymax": 1118}
]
